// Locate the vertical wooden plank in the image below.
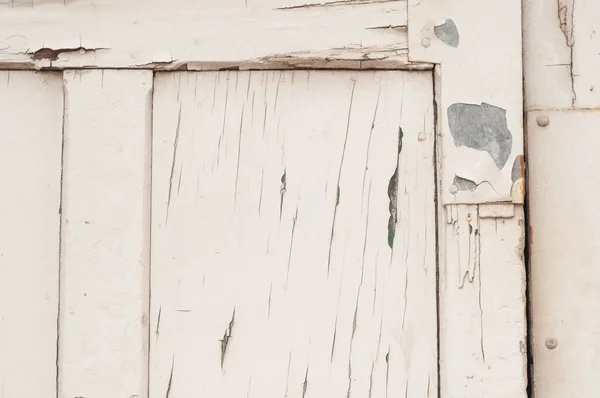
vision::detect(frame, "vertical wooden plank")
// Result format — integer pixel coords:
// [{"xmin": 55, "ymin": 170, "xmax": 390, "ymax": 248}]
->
[
  {"xmin": 439, "ymin": 203, "xmax": 527, "ymax": 397},
  {"xmin": 522, "ymin": 0, "xmax": 574, "ymax": 110},
  {"xmin": 0, "ymin": 71, "xmax": 63, "ymax": 397},
  {"xmin": 528, "ymin": 110, "xmax": 600, "ymax": 398},
  {"xmin": 149, "ymin": 70, "xmax": 436, "ymax": 397},
  {"xmin": 59, "ymin": 70, "xmax": 152, "ymax": 398}
]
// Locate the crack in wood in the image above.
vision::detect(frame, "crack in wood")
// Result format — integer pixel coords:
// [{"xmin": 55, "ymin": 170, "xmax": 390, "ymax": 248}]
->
[
  {"xmin": 275, "ymin": 0, "xmax": 399, "ymax": 10},
  {"xmin": 558, "ymin": 0, "xmax": 576, "ymax": 106},
  {"xmin": 165, "ymin": 356, "xmax": 174, "ymax": 398},
  {"xmin": 327, "ymin": 81, "xmax": 356, "ymax": 277},
  {"xmin": 166, "ymin": 104, "xmax": 182, "ymax": 223},
  {"xmin": 220, "ymin": 309, "xmax": 236, "ymax": 369},
  {"xmin": 285, "ymin": 207, "xmax": 299, "ymax": 285}
]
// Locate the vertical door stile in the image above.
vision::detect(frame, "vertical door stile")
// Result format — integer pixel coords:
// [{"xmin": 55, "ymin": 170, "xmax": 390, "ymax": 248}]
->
[
  {"xmin": 58, "ymin": 70, "xmax": 153, "ymax": 398},
  {"xmin": 0, "ymin": 71, "xmax": 64, "ymax": 398}
]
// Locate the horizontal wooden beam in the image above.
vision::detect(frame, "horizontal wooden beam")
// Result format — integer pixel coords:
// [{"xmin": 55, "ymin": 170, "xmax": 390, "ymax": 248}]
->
[{"xmin": 0, "ymin": 0, "xmax": 420, "ymax": 70}]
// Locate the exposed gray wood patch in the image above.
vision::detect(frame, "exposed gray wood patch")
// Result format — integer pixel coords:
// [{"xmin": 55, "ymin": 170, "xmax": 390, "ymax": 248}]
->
[
  {"xmin": 447, "ymin": 103, "xmax": 512, "ymax": 170},
  {"xmin": 433, "ymin": 19, "xmax": 460, "ymax": 48}
]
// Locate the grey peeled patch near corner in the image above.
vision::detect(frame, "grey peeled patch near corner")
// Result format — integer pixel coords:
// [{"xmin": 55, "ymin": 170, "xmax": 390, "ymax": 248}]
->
[
  {"xmin": 453, "ymin": 175, "xmax": 478, "ymax": 191},
  {"xmin": 447, "ymin": 103, "xmax": 513, "ymax": 169},
  {"xmin": 511, "ymin": 155, "xmax": 524, "ymax": 182},
  {"xmin": 434, "ymin": 19, "xmax": 460, "ymax": 48}
]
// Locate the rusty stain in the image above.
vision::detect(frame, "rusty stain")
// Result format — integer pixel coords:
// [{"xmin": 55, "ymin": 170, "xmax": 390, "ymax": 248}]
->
[
  {"xmin": 529, "ymin": 225, "xmax": 534, "ymax": 246},
  {"xmin": 511, "ymin": 155, "xmax": 526, "ymax": 182},
  {"xmin": 516, "ymin": 236, "xmax": 525, "ymax": 263}
]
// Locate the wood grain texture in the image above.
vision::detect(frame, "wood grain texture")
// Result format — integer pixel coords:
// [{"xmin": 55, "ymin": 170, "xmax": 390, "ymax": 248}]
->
[
  {"xmin": 0, "ymin": 71, "xmax": 63, "ymax": 398},
  {"xmin": 439, "ymin": 204, "xmax": 527, "ymax": 398},
  {"xmin": 0, "ymin": 0, "xmax": 410, "ymax": 70},
  {"xmin": 149, "ymin": 70, "xmax": 436, "ymax": 397},
  {"xmin": 528, "ymin": 110, "xmax": 600, "ymax": 397},
  {"xmin": 58, "ymin": 70, "xmax": 152, "ymax": 398}
]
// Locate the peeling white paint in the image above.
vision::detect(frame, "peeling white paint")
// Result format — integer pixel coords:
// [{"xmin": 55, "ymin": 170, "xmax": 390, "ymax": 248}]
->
[
  {"xmin": 409, "ymin": 0, "xmax": 524, "ymax": 204},
  {"xmin": 439, "ymin": 203, "xmax": 527, "ymax": 398},
  {"xmin": 0, "ymin": 0, "xmax": 410, "ymax": 70},
  {"xmin": 149, "ymin": 70, "xmax": 437, "ymax": 397}
]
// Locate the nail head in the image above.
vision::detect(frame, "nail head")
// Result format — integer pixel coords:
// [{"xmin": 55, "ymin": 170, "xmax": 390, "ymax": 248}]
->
[
  {"xmin": 421, "ymin": 37, "xmax": 431, "ymax": 48},
  {"xmin": 449, "ymin": 184, "xmax": 458, "ymax": 194},
  {"xmin": 545, "ymin": 337, "xmax": 558, "ymax": 349},
  {"xmin": 536, "ymin": 114, "xmax": 550, "ymax": 127}
]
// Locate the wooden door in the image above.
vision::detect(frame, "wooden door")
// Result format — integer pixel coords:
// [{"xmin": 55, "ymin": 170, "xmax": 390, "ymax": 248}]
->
[{"xmin": 0, "ymin": 1, "xmax": 526, "ymax": 397}]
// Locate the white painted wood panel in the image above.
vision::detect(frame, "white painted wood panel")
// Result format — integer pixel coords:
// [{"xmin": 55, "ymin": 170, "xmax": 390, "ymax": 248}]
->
[
  {"xmin": 439, "ymin": 203, "xmax": 527, "ymax": 398},
  {"xmin": 0, "ymin": 71, "xmax": 63, "ymax": 398},
  {"xmin": 59, "ymin": 70, "xmax": 152, "ymax": 398},
  {"xmin": 0, "ymin": 0, "xmax": 411, "ymax": 70},
  {"xmin": 150, "ymin": 70, "xmax": 436, "ymax": 397},
  {"xmin": 528, "ymin": 110, "xmax": 600, "ymax": 397}
]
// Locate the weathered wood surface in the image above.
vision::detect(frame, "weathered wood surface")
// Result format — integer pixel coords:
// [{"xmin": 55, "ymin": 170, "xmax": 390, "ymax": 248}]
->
[
  {"xmin": 0, "ymin": 0, "xmax": 413, "ymax": 70},
  {"xmin": 408, "ymin": 0, "xmax": 524, "ymax": 204},
  {"xmin": 528, "ymin": 110, "xmax": 600, "ymax": 397},
  {"xmin": 524, "ymin": 0, "xmax": 600, "ymax": 110},
  {"xmin": 524, "ymin": 1, "xmax": 600, "ymax": 396},
  {"xmin": 439, "ymin": 203, "xmax": 527, "ymax": 398},
  {"xmin": 149, "ymin": 70, "xmax": 437, "ymax": 397},
  {"xmin": 0, "ymin": 71, "xmax": 63, "ymax": 397},
  {"xmin": 58, "ymin": 70, "xmax": 152, "ymax": 397}
]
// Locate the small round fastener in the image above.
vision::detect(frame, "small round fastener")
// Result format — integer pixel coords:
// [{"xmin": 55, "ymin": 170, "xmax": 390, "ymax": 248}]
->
[
  {"xmin": 421, "ymin": 37, "xmax": 431, "ymax": 48},
  {"xmin": 418, "ymin": 132, "xmax": 426, "ymax": 141},
  {"xmin": 536, "ymin": 114, "xmax": 550, "ymax": 127},
  {"xmin": 449, "ymin": 184, "xmax": 458, "ymax": 195},
  {"xmin": 545, "ymin": 337, "xmax": 558, "ymax": 349}
]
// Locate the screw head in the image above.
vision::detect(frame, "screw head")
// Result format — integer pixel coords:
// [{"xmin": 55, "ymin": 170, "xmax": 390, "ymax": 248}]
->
[
  {"xmin": 545, "ymin": 337, "xmax": 558, "ymax": 349},
  {"xmin": 421, "ymin": 37, "xmax": 431, "ymax": 48},
  {"xmin": 536, "ymin": 114, "xmax": 550, "ymax": 127}
]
